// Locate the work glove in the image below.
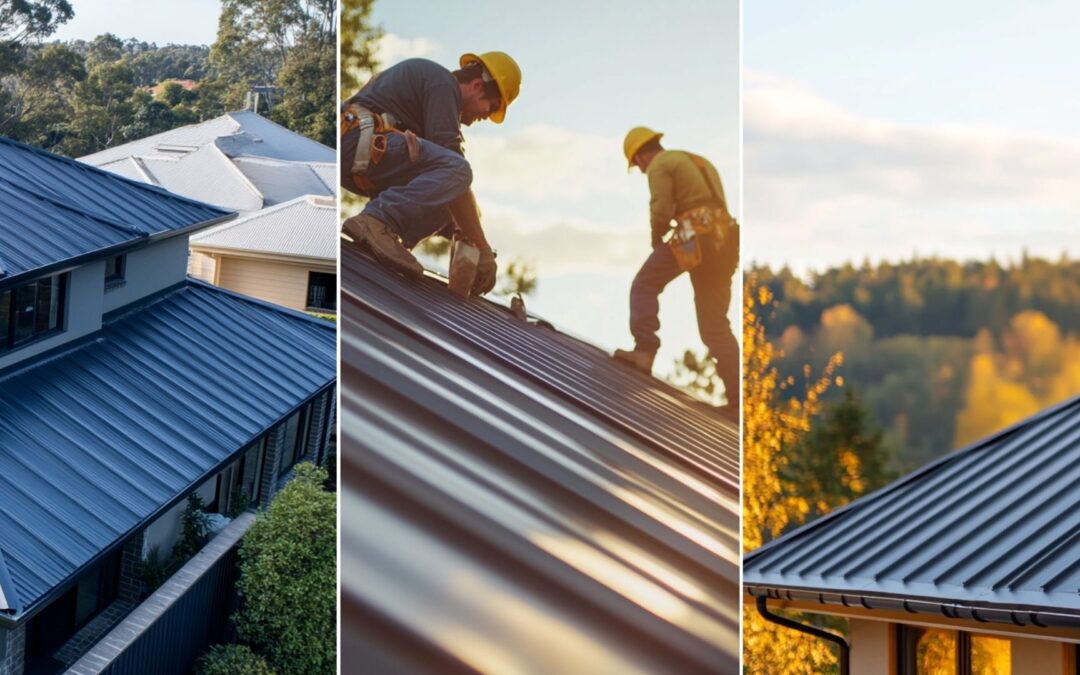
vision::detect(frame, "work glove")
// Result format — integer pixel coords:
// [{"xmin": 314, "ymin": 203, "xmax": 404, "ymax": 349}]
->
[{"xmin": 473, "ymin": 247, "xmax": 497, "ymax": 295}]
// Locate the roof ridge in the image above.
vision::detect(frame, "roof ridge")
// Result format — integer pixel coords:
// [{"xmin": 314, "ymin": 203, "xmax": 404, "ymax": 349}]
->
[
  {"xmin": 745, "ymin": 393, "xmax": 1080, "ymax": 564},
  {"xmin": 225, "ymin": 110, "xmax": 333, "ymax": 151}
]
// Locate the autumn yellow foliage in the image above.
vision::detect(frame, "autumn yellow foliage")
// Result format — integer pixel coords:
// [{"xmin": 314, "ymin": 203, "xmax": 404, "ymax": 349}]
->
[
  {"xmin": 742, "ymin": 278, "xmax": 844, "ymax": 674},
  {"xmin": 955, "ymin": 310, "xmax": 1080, "ymax": 446}
]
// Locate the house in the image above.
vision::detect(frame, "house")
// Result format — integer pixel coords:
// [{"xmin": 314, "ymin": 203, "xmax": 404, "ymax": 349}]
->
[
  {"xmin": 80, "ymin": 111, "xmax": 338, "ymax": 314},
  {"xmin": 189, "ymin": 195, "xmax": 338, "ymax": 315},
  {"xmin": 0, "ymin": 136, "xmax": 336, "ymax": 674},
  {"xmin": 743, "ymin": 397, "xmax": 1080, "ymax": 674},
  {"xmin": 339, "ymin": 247, "xmax": 741, "ymax": 673}
]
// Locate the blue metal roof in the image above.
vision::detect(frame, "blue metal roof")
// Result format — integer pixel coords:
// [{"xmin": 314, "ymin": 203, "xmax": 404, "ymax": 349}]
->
[
  {"xmin": 0, "ymin": 136, "xmax": 230, "ymax": 284},
  {"xmin": 341, "ymin": 249, "xmax": 740, "ymax": 672},
  {"xmin": 744, "ymin": 395, "xmax": 1080, "ymax": 628},
  {"xmin": 0, "ymin": 281, "xmax": 335, "ymax": 619}
]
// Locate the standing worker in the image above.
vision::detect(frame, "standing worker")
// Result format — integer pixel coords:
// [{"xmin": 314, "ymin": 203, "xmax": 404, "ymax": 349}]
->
[
  {"xmin": 614, "ymin": 127, "xmax": 741, "ymax": 415},
  {"xmin": 339, "ymin": 52, "xmax": 521, "ymax": 296}
]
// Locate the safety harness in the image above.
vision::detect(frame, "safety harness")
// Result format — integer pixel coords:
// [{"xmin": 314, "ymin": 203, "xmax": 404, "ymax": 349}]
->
[{"xmin": 340, "ymin": 102, "xmax": 420, "ymax": 196}]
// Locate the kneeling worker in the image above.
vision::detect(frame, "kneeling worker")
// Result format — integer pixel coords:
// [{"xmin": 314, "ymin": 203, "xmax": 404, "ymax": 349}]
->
[
  {"xmin": 340, "ymin": 51, "xmax": 521, "ymax": 296},
  {"xmin": 615, "ymin": 127, "xmax": 741, "ymax": 414}
]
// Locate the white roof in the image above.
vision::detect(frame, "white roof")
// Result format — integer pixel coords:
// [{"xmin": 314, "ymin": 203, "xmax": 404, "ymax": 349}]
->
[
  {"xmin": 81, "ymin": 111, "xmax": 334, "ymax": 165},
  {"xmin": 85, "ymin": 114, "xmax": 335, "ymax": 213},
  {"xmin": 190, "ymin": 195, "xmax": 337, "ymax": 261}
]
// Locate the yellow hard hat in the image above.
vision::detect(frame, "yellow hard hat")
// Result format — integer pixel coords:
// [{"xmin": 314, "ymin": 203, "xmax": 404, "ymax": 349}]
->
[
  {"xmin": 460, "ymin": 51, "xmax": 521, "ymax": 124},
  {"xmin": 623, "ymin": 126, "xmax": 663, "ymax": 168}
]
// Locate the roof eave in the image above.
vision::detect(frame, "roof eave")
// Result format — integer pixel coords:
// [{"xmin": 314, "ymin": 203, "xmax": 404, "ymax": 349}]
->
[
  {"xmin": 744, "ymin": 583, "xmax": 1080, "ymax": 631},
  {"xmin": 0, "ymin": 211, "xmax": 237, "ymax": 291}
]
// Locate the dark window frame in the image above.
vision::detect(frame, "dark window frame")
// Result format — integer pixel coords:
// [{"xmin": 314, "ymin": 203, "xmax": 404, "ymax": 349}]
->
[
  {"xmin": 306, "ymin": 271, "xmax": 336, "ymax": 312},
  {"xmin": 897, "ymin": 624, "xmax": 1008, "ymax": 675},
  {"xmin": 0, "ymin": 272, "xmax": 68, "ymax": 355},
  {"xmin": 104, "ymin": 254, "xmax": 126, "ymax": 289}
]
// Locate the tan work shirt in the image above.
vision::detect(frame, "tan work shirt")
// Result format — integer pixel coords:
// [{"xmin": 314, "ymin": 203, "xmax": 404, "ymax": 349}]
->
[{"xmin": 646, "ymin": 150, "xmax": 730, "ymax": 247}]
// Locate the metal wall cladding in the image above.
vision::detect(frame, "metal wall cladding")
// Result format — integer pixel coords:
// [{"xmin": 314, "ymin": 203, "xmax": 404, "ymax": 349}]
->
[
  {"xmin": 340, "ymin": 248, "xmax": 740, "ymax": 673},
  {"xmin": 745, "ymin": 396, "xmax": 1080, "ymax": 620},
  {"xmin": 0, "ymin": 137, "xmax": 229, "ymax": 280},
  {"xmin": 0, "ymin": 281, "xmax": 336, "ymax": 617}
]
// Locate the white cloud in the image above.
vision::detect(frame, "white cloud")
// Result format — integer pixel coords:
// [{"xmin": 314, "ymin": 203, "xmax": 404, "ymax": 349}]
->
[
  {"xmin": 375, "ymin": 33, "xmax": 440, "ymax": 68},
  {"xmin": 744, "ymin": 70, "xmax": 1080, "ymax": 272}
]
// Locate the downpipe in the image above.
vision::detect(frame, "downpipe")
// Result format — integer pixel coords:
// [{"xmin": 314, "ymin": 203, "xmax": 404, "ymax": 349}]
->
[{"xmin": 756, "ymin": 595, "xmax": 851, "ymax": 675}]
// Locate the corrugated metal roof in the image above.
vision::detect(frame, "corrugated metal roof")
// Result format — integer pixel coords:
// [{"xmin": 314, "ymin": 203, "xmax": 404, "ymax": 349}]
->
[
  {"xmin": 132, "ymin": 145, "xmax": 265, "ymax": 213},
  {"xmin": 744, "ymin": 396, "xmax": 1080, "ymax": 627},
  {"xmin": 0, "ymin": 281, "xmax": 335, "ymax": 618},
  {"xmin": 0, "ymin": 137, "xmax": 231, "ymax": 283},
  {"xmin": 341, "ymin": 248, "xmax": 740, "ymax": 672},
  {"xmin": 190, "ymin": 195, "xmax": 337, "ymax": 261},
  {"xmin": 80, "ymin": 111, "xmax": 334, "ymax": 166},
  {"xmin": 232, "ymin": 157, "xmax": 335, "ymax": 206}
]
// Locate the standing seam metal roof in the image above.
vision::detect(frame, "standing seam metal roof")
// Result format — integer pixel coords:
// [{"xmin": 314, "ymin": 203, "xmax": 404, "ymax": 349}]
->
[
  {"xmin": 0, "ymin": 281, "xmax": 335, "ymax": 618},
  {"xmin": 0, "ymin": 136, "xmax": 230, "ymax": 283},
  {"xmin": 341, "ymin": 248, "xmax": 740, "ymax": 672},
  {"xmin": 744, "ymin": 395, "xmax": 1080, "ymax": 627}
]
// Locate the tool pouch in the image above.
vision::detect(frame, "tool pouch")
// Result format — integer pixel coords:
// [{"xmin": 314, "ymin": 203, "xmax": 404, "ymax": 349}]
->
[{"xmin": 669, "ymin": 224, "xmax": 703, "ymax": 271}]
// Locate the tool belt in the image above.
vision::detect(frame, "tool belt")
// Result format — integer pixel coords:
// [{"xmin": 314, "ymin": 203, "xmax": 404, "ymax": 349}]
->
[
  {"xmin": 668, "ymin": 205, "xmax": 735, "ymax": 271},
  {"xmin": 340, "ymin": 103, "xmax": 420, "ymax": 196}
]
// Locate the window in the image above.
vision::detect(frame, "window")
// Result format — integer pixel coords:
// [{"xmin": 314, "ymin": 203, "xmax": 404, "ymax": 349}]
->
[
  {"xmin": 25, "ymin": 548, "xmax": 120, "ymax": 667},
  {"xmin": 898, "ymin": 625, "xmax": 1010, "ymax": 674},
  {"xmin": 104, "ymin": 254, "xmax": 126, "ymax": 288},
  {"xmin": 306, "ymin": 271, "xmax": 336, "ymax": 311},
  {"xmin": 278, "ymin": 402, "xmax": 314, "ymax": 478},
  {"xmin": 0, "ymin": 273, "xmax": 67, "ymax": 354}
]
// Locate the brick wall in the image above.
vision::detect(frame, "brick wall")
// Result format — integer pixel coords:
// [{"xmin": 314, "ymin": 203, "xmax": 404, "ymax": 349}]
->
[
  {"xmin": 118, "ymin": 530, "xmax": 146, "ymax": 604},
  {"xmin": 0, "ymin": 624, "xmax": 25, "ymax": 675}
]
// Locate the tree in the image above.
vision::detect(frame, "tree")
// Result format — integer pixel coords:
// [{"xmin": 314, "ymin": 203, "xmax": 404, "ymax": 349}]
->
[
  {"xmin": 496, "ymin": 258, "xmax": 538, "ymax": 298},
  {"xmin": 0, "ymin": 0, "xmax": 73, "ymax": 73},
  {"xmin": 234, "ymin": 463, "xmax": 335, "ymax": 674},
  {"xmin": 742, "ymin": 277, "xmax": 843, "ymax": 674},
  {"xmin": 784, "ymin": 388, "xmax": 893, "ymax": 522},
  {"xmin": 339, "ymin": 0, "xmax": 380, "ymax": 98},
  {"xmin": 196, "ymin": 644, "xmax": 275, "ymax": 675},
  {"xmin": 0, "ymin": 42, "xmax": 84, "ymax": 148}
]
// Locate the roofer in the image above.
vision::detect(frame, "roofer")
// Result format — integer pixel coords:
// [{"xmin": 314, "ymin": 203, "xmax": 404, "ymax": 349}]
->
[
  {"xmin": 340, "ymin": 52, "xmax": 521, "ymax": 296},
  {"xmin": 615, "ymin": 127, "xmax": 741, "ymax": 415}
]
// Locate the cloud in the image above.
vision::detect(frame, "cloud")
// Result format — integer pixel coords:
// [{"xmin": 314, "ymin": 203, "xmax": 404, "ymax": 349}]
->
[
  {"xmin": 375, "ymin": 33, "xmax": 440, "ymax": 68},
  {"xmin": 744, "ymin": 70, "xmax": 1080, "ymax": 272}
]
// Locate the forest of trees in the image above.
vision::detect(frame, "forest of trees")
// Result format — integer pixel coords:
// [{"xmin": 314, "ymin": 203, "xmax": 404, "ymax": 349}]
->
[
  {"xmin": 751, "ymin": 254, "xmax": 1080, "ymax": 470},
  {"xmin": 0, "ymin": 0, "xmax": 345, "ymax": 155}
]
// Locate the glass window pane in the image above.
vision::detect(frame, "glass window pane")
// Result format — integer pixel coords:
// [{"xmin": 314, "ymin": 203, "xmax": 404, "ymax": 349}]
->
[
  {"xmin": 13, "ymin": 283, "xmax": 37, "ymax": 344},
  {"xmin": 307, "ymin": 272, "xmax": 336, "ymax": 311},
  {"xmin": 972, "ymin": 635, "xmax": 1010, "ymax": 675},
  {"xmin": 916, "ymin": 628, "xmax": 956, "ymax": 674}
]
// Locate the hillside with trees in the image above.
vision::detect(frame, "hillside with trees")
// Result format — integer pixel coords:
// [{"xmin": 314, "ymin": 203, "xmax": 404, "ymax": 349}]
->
[
  {"xmin": 0, "ymin": 0, "xmax": 355, "ymax": 154},
  {"xmin": 751, "ymin": 255, "xmax": 1080, "ymax": 470}
]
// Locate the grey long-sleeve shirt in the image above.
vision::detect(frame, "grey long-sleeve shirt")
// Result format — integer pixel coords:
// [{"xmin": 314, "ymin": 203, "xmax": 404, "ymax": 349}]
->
[{"xmin": 347, "ymin": 58, "xmax": 464, "ymax": 154}]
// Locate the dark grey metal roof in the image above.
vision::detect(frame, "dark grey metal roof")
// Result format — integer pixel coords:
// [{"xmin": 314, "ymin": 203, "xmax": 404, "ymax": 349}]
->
[
  {"xmin": 0, "ymin": 136, "xmax": 230, "ymax": 285},
  {"xmin": 0, "ymin": 281, "xmax": 335, "ymax": 619},
  {"xmin": 341, "ymin": 248, "xmax": 740, "ymax": 672},
  {"xmin": 744, "ymin": 396, "xmax": 1080, "ymax": 628}
]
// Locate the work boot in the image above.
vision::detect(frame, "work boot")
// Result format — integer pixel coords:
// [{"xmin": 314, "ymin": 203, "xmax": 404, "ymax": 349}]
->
[
  {"xmin": 613, "ymin": 348, "xmax": 655, "ymax": 374},
  {"xmin": 342, "ymin": 213, "xmax": 423, "ymax": 279}
]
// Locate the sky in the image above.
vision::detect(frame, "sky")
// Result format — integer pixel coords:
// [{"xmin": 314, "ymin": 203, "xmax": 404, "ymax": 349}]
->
[
  {"xmin": 52, "ymin": 0, "xmax": 221, "ymax": 45},
  {"xmin": 362, "ymin": 0, "xmax": 742, "ymax": 382},
  {"xmin": 744, "ymin": 0, "xmax": 1080, "ymax": 275}
]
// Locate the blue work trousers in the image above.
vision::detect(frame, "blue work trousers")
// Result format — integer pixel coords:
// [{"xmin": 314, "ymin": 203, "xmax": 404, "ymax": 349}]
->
[
  {"xmin": 629, "ymin": 231, "xmax": 740, "ymax": 404},
  {"xmin": 358, "ymin": 133, "xmax": 472, "ymax": 248}
]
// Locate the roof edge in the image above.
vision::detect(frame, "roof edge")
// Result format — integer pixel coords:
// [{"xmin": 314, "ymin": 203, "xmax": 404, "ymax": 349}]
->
[
  {"xmin": 745, "ymin": 393, "xmax": 1080, "ymax": 565},
  {"xmin": 745, "ymin": 584, "xmax": 1080, "ymax": 630}
]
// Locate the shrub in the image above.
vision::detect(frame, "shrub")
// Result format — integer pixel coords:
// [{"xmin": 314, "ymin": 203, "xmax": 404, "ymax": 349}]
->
[
  {"xmin": 172, "ymin": 493, "xmax": 212, "ymax": 560},
  {"xmin": 195, "ymin": 644, "xmax": 274, "ymax": 675},
  {"xmin": 234, "ymin": 463, "xmax": 336, "ymax": 673}
]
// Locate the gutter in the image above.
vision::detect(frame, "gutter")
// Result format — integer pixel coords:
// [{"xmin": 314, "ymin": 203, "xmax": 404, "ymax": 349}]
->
[
  {"xmin": 756, "ymin": 595, "xmax": 849, "ymax": 675},
  {"xmin": 746, "ymin": 585, "xmax": 1080, "ymax": 630}
]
